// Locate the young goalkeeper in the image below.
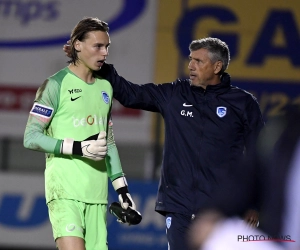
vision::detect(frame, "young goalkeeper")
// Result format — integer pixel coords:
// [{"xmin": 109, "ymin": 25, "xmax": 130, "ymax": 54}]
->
[{"xmin": 23, "ymin": 17, "xmax": 136, "ymax": 250}]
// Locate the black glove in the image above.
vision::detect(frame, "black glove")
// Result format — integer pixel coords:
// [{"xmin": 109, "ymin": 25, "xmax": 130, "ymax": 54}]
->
[{"xmin": 109, "ymin": 202, "xmax": 142, "ymax": 225}]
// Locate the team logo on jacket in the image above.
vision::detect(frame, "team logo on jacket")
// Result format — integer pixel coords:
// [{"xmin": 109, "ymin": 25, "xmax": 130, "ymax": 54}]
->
[
  {"xmin": 102, "ymin": 91, "xmax": 110, "ymax": 104},
  {"xmin": 216, "ymin": 106, "xmax": 227, "ymax": 118},
  {"xmin": 166, "ymin": 217, "xmax": 172, "ymax": 229}
]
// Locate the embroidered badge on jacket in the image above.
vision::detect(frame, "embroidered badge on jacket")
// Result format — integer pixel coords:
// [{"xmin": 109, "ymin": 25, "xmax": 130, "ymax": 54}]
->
[{"xmin": 216, "ymin": 106, "xmax": 227, "ymax": 118}]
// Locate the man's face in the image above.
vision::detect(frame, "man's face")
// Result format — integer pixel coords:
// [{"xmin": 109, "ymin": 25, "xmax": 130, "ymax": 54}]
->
[
  {"xmin": 76, "ymin": 30, "xmax": 110, "ymax": 71},
  {"xmin": 188, "ymin": 48, "xmax": 220, "ymax": 88}
]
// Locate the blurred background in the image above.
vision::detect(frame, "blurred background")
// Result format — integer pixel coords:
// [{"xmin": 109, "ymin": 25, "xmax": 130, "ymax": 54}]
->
[{"xmin": 0, "ymin": 0, "xmax": 299, "ymax": 249}]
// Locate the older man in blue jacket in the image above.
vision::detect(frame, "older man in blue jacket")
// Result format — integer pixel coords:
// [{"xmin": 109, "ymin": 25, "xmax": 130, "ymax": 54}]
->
[{"xmin": 65, "ymin": 37, "xmax": 264, "ymax": 250}]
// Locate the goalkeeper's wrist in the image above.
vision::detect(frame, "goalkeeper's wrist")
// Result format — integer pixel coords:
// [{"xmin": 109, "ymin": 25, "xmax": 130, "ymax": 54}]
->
[
  {"xmin": 112, "ymin": 176, "xmax": 128, "ymax": 193},
  {"xmin": 116, "ymin": 186, "xmax": 129, "ymax": 195},
  {"xmin": 61, "ymin": 138, "xmax": 82, "ymax": 156}
]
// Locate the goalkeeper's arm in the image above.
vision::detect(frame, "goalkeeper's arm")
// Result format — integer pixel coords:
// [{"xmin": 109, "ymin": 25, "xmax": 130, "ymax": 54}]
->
[
  {"xmin": 106, "ymin": 118, "xmax": 136, "ymax": 210},
  {"xmin": 23, "ymin": 79, "xmax": 107, "ymax": 161},
  {"xmin": 24, "ymin": 106, "xmax": 107, "ymax": 161}
]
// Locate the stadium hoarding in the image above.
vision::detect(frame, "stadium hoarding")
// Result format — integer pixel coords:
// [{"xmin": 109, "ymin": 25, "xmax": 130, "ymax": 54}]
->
[{"xmin": 154, "ymin": 0, "xmax": 300, "ymax": 121}]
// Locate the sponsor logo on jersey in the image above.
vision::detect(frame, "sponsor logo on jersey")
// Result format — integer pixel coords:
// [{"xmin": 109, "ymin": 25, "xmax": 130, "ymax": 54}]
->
[
  {"xmin": 68, "ymin": 89, "xmax": 82, "ymax": 94},
  {"xmin": 102, "ymin": 91, "xmax": 110, "ymax": 104},
  {"xmin": 73, "ymin": 115, "xmax": 107, "ymax": 127},
  {"xmin": 216, "ymin": 106, "xmax": 227, "ymax": 118},
  {"xmin": 71, "ymin": 96, "xmax": 81, "ymax": 101},
  {"xmin": 166, "ymin": 217, "xmax": 172, "ymax": 229},
  {"xmin": 30, "ymin": 103, "xmax": 53, "ymax": 118}
]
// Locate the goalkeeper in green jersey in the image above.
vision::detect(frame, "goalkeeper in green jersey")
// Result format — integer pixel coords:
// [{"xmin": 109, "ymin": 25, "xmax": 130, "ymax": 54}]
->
[{"xmin": 23, "ymin": 17, "xmax": 136, "ymax": 250}]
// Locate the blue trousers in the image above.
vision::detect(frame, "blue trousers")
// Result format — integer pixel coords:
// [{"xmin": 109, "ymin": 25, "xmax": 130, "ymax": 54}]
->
[{"xmin": 165, "ymin": 212, "xmax": 194, "ymax": 250}]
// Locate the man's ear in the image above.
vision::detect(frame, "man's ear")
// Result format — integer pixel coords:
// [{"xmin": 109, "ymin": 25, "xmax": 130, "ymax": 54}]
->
[
  {"xmin": 74, "ymin": 40, "xmax": 81, "ymax": 52},
  {"xmin": 214, "ymin": 61, "xmax": 223, "ymax": 75}
]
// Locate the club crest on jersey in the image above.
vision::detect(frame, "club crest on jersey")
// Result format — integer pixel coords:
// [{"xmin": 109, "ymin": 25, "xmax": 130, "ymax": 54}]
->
[
  {"xmin": 166, "ymin": 217, "xmax": 172, "ymax": 229},
  {"xmin": 216, "ymin": 106, "xmax": 227, "ymax": 118},
  {"xmin": 102, "ymin": 91, "xmax": 110, "ymax": 104}
]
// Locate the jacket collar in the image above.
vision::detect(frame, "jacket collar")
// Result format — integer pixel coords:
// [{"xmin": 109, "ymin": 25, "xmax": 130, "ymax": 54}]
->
[{"xmin": 191, "ymin": 72, "xmax": 231, "ymax": 94}]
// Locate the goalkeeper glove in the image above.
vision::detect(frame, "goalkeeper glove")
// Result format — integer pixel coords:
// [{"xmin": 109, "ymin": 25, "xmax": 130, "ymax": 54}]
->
[
  {"xmin": 61, "ymin": 131, "xmax": 107, "ymax": 161},
  {"xmin": 109, "ymin": 202, "xmax": 142, "ymax": 225},
  {"xmin": 112, "ymin": 176, "xmax": 136, "ymax": 210}
]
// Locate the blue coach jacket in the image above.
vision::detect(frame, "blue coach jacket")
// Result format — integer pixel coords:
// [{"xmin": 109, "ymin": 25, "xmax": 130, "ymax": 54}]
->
[{"xmin": 99, "ymin": 64, "xmax": 265, "ymax": 216}]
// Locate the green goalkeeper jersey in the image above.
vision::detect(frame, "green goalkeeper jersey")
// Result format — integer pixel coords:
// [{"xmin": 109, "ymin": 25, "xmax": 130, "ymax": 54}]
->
[{"xmin": 24, "ymin": 67, "xmax": 123, "ymax": 204}]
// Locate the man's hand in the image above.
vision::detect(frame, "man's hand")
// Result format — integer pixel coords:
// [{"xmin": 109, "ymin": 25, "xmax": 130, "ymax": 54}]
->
[
  {"xmin": 244, "ymin": 209, "xmax": 259, "ymax": 227},
  {"xmin": 61, "ymin": 131, "xmax": 107, "ymax": 161},
  {"xmin": 98, "ymin": 62, "xmax": 112, "ymax": 79},
  {"xmin": 112, "ymin": 176, "xmax": 136, "ymax": 210},
  {"xmin": 63, "ymin": 40, "xmax": 71, "ymax": 58}
]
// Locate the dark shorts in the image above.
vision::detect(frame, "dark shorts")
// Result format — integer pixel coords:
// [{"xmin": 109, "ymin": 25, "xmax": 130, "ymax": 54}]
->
[{"xmin": 165, "ymin": 212, "xmax": 194, "ymax": 250}]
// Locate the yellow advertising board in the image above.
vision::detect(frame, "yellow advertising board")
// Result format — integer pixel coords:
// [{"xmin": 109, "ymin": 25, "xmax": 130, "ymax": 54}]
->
[{"xmin": 154, "ymin": 0, "xmax": 300, "ymax": 119}]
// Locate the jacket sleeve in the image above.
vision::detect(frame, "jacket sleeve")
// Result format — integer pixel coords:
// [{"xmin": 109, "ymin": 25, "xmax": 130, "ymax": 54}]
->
[
  {"xmin": 243, "ymin": 94, "xmax": 265, "ymax": 155},
  {"xmin": 199, "ymin": 97, "xmax": 264, "ymax": 217},
  {"xmin": 98, "ymin": 63, "xmax": 175, "ymax": 114}
]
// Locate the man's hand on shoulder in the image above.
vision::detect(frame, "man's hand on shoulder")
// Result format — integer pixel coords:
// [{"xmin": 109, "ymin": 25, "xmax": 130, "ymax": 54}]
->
[
  {"xmin": 98, "ymin": 62, "xmax": 113, "ymax": 79},
  {"xmin": 63, "ymin": 40, "xmax": 71, "ymax": 58},
  {"xmin": 94, "ymin": 62, "xmax": 115, "ymax": 81}
]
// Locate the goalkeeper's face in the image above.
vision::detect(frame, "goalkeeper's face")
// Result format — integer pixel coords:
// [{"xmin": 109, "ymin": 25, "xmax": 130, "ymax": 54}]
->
[{"xmin": 75, "ymin": 30, "xmax": 111, "ymax": 71}]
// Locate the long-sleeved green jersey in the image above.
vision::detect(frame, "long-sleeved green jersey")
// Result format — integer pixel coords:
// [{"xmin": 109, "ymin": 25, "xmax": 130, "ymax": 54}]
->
[{"xmin": 24, "ymin": 67, "xmax": 124, "ymax": 204}]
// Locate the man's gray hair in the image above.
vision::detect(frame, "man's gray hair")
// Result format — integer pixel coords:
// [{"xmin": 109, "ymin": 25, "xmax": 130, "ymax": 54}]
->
[{"xmin": 189, "ymin": 37, "xmax": 230, "ymax": 74}]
